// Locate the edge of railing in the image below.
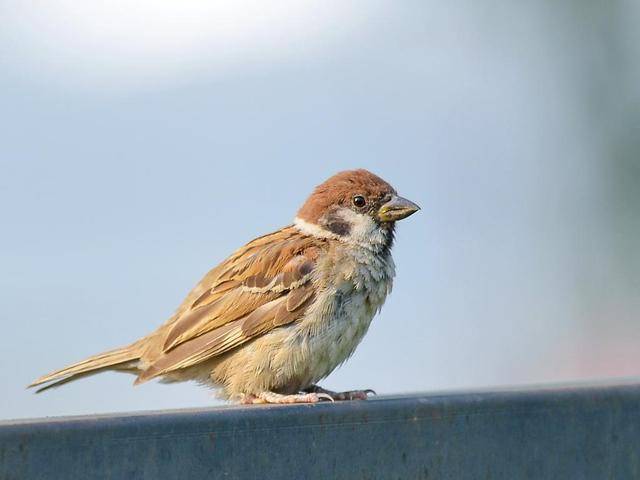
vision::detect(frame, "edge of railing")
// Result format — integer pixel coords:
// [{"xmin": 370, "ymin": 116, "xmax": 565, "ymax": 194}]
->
[{"xmin": 2, "ymin": 380, "xmax": 640, "ymax": 479}]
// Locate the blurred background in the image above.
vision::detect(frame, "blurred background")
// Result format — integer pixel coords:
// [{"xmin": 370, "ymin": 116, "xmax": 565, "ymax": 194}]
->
[{"xmin": 1, "ymin": 1, "xmax": 638, "ymax": 420}]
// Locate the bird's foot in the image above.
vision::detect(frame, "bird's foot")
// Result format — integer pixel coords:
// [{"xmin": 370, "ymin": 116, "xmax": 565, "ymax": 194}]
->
[
  {"xmin": 240, "ymin": 391, "xmax": 334, "ymax": 404},
  {"xmin": 303, "ymin": 385, "xmax": 376, "ymax": 401}
]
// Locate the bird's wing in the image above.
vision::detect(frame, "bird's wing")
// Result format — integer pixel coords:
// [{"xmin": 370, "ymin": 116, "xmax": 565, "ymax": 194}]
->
[{"xmin": 136, "ymin": 226, "xmax": 321, "ymax": 383}]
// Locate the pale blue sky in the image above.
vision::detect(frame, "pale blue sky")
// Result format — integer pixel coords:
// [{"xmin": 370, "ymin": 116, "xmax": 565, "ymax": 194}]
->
[{"xmin": 1, "ymin": 1, "xmax": 639, "ymax": 420}]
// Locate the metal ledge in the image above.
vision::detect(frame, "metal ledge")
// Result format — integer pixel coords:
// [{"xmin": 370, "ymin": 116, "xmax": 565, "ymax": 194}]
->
[{"xmin": 2, "ymin": 382, "xmax": 640, "ymax": 479}]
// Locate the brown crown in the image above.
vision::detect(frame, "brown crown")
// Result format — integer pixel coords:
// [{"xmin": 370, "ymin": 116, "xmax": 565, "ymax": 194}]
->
[{"xmin": 297, "ymin": 169, "xmax": 396, "ymax": 224}]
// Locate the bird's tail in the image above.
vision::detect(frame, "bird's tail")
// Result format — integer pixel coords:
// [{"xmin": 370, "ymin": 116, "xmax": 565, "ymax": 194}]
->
[{"xmin": 28, "ymin": 343, "xmax": 142, "ymax": 393}]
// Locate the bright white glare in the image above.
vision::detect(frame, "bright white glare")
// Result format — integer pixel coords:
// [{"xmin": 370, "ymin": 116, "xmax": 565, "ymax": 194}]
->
[{"xmin": 0, "ymin": 1, "xmax": 379, "ymax": 90}]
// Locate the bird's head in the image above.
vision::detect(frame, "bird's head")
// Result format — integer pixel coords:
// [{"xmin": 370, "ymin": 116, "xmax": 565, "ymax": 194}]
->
[{"xmin": 295, "ymin": 169, "xmax": 420, "ymax": 248}]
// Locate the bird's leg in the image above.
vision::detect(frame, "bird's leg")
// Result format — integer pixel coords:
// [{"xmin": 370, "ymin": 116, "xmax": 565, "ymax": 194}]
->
[
  {"xmin": 240, "ymin": 391, "xmax": 334, "ymax": 404},
  {"xmin": 303, "ymin": 385, "xmax": 376, "ymax": 401}
]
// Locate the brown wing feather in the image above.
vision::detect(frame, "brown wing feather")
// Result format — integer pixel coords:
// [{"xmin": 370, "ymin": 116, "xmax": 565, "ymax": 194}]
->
[
  {"xmin": 161, "ymin": 227, "xmax": 301, "ymax": 323},
  {"xmin": 163, "ymin": 288, "xmax": 281, "ymax": 350},
  {"xmin": 137, "ymin": 285, "xmax": 315, "ymax": 383},
  {"xmin": 162, "ymin": 227, "xmax": 317, "ymax": 351},
  {"xmin": 142, "ymin": 226, "xmax": 322, "ymax": 381}
]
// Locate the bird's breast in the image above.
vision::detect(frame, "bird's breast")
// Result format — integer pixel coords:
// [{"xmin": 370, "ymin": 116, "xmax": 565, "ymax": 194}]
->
[
  {"xmin": 215, "ymin": 246, "xmax": 396, "ymax": 395},
  {"xmin": 290, "ymin": 246, "xmax": 395, "ymax": 384}
]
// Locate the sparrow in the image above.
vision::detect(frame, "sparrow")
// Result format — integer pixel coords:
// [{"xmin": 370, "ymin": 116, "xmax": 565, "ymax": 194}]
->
[{"xmin": 29, "ymin": 169, "xmax": 420, "ymax": 404}]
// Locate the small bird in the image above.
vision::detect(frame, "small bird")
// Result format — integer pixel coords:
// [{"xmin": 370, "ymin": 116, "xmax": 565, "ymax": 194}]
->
[{"xmin": 29, "ymin": 169, "xmax": 419, "ymax": 404}]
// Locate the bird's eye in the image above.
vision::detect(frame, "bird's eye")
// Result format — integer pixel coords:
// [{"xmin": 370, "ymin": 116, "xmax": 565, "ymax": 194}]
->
[{"xmin": 352, "ymin": 195, "xmax": 366, "ymax": 208}]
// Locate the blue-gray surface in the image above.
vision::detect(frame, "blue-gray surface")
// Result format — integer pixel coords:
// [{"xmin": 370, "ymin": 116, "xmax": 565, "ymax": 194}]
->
[{"xmin": 1, "ymin": 383, "xmax": 639, "ymax": 479}]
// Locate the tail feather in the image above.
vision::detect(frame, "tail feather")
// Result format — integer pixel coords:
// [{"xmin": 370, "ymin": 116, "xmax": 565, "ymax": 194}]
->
[
  {"xmin": 32, "ymin": 363, "xmax": 139, "ymax": 393},
  {"xmin": 28, "ymin": 344, "xmax": 141, "ymax": 391}
]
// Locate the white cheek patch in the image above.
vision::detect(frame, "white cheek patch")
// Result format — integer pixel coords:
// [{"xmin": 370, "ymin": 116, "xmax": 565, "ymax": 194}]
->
[
  {"xmin": 332, "ymin": 208, "xmax": 389, "ymax": 247},
  {"xmin": 293, "ymin": 217, "xmax": 341, "ymax": 240},
  {"xmin": 293, "ymin": 209, "xmax": 390, "ymax": 249}
]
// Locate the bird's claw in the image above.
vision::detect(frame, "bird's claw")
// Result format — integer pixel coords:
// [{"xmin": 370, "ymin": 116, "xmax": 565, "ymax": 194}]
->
[
  {"xmin": 316, "ymin": 393, "xmax": 335, "ymax": 403},
  {"xmin": 303, "ymin": 385, "xmax": 376, "ymax": 401}
]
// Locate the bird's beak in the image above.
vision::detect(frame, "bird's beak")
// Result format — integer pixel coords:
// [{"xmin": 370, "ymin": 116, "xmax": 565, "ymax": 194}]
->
[{"xmin": 377, "ymin": 195, "xmax": 421, "ymax": 222}]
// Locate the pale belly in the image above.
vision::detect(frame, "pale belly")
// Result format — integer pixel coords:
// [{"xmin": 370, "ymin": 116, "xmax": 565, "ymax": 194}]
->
[
  {"xmin": 210, "ymin": 247, "xmax": 395, "ymax": 398},
  {"xmin": 286, "ymin": 289, "xmax": 380, "ymax": 388},
  {"xmin": 211, "ymin": 291, "xmax": 378, "ymax": 397}
]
